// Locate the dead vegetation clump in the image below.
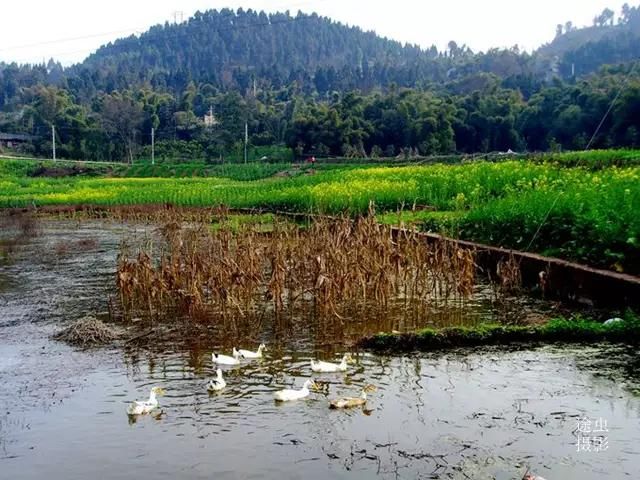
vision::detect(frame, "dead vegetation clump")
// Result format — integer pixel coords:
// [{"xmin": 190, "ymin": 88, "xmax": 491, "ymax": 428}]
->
[
  {"xmin": 496, "ymin": 253, "xmax": 522, "ymax": 294},
  {"xmin": 39, "ymin": 204, "xmax": 226, "ymax": 224},
  {"xmin": 116, "ymin": 210, "xmax": 478, "ymax": 324},
  {"xmin": 29, "ymin": 164, "xmax": 106, "ymax": 178},
  {"xmin": 54, "ymin": 316, "xmax": 119, "ymax": 346},
  {"xmin": 53, "ymin": 237, "xmax": 100, "ymax": 258},
  {"xmin": 493, "ymin": 253, "xmax": 525, "ymax": 324},
  {"xmin": 0, "ymin": 212, "xmax": 40, "ymax": 259}
]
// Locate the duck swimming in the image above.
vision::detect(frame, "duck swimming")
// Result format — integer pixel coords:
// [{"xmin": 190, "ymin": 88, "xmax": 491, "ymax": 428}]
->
[
  {"xmin": 207, "ymin": 369, "xmax": 227, "ymax": 392},
  {"xmin": 311, "ymin": 354, "xmax": 353, "ymax": 373},
  {"xmin": 274, "ymin": 380, "xmax": 318, "ymax": 402},
  {"xmin": 238, "ymin": 344, "xmax": 266, "ymax": 359},
  {"xmin": 212, "ymin": 348, "xmax": 241, "ymax": 365},
  {"xmin": 329, "ymin": 385, "xmax": 377, "ymax": 409},
  {"xmin": 127, "ymin": 387, "xmax": 165, "ymax": 415}
]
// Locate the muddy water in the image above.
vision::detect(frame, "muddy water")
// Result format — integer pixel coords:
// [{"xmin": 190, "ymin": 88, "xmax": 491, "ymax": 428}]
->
[{"xmin": 1, "ymin": 220, "xmax": 639, "ymax": 479}]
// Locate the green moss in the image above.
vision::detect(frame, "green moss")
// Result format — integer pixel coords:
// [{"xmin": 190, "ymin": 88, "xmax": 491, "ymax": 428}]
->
[{"xmin": 361, "ymin": 313, "xmax": 640, "ymax": 352}]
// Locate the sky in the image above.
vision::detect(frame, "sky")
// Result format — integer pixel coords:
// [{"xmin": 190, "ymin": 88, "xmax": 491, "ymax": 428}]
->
[{"xmin": 0, "ymin": 0, "xmax": 629, "ymax": 65}]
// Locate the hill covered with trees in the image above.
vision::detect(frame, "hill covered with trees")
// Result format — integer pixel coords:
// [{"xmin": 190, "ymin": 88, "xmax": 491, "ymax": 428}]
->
[
  {"xmin": 541, "ymin": 3, "xmax": 640, "ymax": 78},
  {"xmin": 0, "ymin": 4, "xmax": 639, "ymax": 162},
  {"xmin": 3, "ymin": 8, "xmax": 545, "ymax": 100}
]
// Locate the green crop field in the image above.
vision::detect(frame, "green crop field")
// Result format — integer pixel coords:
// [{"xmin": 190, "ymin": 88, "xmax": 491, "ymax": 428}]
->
[{"xmin": 1, "ymin": 152, "xmax": 639, "ymax": 274}]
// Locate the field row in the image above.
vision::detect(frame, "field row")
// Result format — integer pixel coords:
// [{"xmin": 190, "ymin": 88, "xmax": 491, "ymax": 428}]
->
[
  {"xmin": 1, "ymin": 160, "xmax": 639, "ymax": 274},
  {"xmin": 2, "ymin": 148, "xmax": 640, "ymax": 179}
]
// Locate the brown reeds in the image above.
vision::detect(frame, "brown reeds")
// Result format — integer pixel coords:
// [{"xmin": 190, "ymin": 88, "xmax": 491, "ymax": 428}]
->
[
  {"xmin": 10, "ymin": 204, "xmax": 228, "ymax": 225},
  {"xmin": 496, "ymin": 253, "xmax": 522, "ymax": 294},
  {"xmin": 115, "ymin": 211, "xmax": 477, "ymax": 324},
  {"xmin": 492, "ymin": 252, "xmax": 525, "ymax": 324}
]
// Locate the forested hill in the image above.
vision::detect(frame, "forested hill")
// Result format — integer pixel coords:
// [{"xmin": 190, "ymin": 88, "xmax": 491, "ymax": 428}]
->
[
  {"xmin": 539, "ymin": 3, "xmax": 640, "ymax": 77},
  {"xmin": 65, "ymin": 4, "xmax": 640, "ymax": 97},
  {"xmin": 6, "ymin": 4, "xmax": 640, "ymax": 101},
  {"xmin": 71, "ymin": 9, "xmax": 444, "ymax": 95},
  {"xmin": 3, "ymin": 5, "xmax": 640, "ymax": 163}
]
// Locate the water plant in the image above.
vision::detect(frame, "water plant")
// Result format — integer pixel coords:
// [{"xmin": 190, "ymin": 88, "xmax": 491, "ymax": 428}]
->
[{"xmin": 115, "ymin": 211, "xmax": 477, "ymax": 324}]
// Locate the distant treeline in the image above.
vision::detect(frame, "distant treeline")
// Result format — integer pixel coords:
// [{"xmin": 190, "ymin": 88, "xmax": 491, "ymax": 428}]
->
[
  {"xmin": 1, "ymin": 64, "xmax": 639, "ymax": 162},
  {"xmin": 1, "ymin": 6, "xmax": 640, "ymax": 162}
]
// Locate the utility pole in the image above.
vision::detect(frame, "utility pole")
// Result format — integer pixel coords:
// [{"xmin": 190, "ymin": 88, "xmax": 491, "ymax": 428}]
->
[
  {"xmin": 52, "ymin": 125, "xmax": 56, "ymax": 161},
  {"xmin": 172, "ymin": 10, "xmax": 184, "ymax": 24},
  {"xmin": 151, "ymin": 127, "xmax": 155, "ymax": 165},
  {"xmin": 244, "ymin": 121, "xmax": 248, "ymax": 164}
]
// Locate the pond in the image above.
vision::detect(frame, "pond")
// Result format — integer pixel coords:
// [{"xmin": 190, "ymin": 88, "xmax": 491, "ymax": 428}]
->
[{"xmin": 1, "ymin": 220, "xmax": 639, "ymax": 479}]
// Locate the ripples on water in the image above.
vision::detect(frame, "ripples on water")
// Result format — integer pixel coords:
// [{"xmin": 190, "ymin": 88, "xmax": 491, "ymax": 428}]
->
[{"xmin": 1, "ymin": 220, "xmax": 639, "ymax": 479}]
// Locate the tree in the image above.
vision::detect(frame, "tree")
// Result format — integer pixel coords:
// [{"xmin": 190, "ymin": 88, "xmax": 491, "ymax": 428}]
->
[
  {"xmin": 100, "ymin": 93, "xmax": 144, "ymax": 163},
  {"xmin": 26, "ymin": 85, "xmax": 68, "ymax": 125},
  {"xmin": 448, "ymin": 41, "xmax": 460, "ymax": 58},
  {"xmin": 370, "ymin": 145, "xmax": 383, "ymax": 158},
  {"xmin": 604, "ymin": 7, "xmax": 615, "ymax": 25},
  {"xmin": 621, "ymin": 3, "xmax": 631, "ymax": 23},
  {"xmin": 594, "ymin": 8, "xmax": 615, "ymax": 26},
  {"xmin": 556, "ymin": 24, "xmax": 564, "ymax": 38}
]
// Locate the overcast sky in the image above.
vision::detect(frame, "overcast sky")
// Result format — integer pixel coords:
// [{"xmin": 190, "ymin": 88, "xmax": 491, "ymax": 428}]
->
[{"xmin": 0, "ymin": 0, "xmax": 629, "ymax": 65}]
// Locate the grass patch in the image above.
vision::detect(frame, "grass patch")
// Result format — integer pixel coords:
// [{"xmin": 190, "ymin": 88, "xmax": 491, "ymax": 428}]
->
[
  {"xmin": 360, "ymin": 312, "xmax": 640, "ymax": 352},
  {"xmin": 124, "ymin": 162, "xmax": 295, "ymax": 181},
  {"xmin": 533, "ymin": 149, "xmax": 640, "ymax": 169},
  {"xmin": 0, "ymin": 158, "xmax": 125, "ymax": 177}
]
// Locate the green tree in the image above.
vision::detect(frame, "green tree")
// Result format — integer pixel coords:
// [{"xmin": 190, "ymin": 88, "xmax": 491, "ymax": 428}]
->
[{"xmin": 100, "ymin": 92, "xmax": 144, "ymax": 163}]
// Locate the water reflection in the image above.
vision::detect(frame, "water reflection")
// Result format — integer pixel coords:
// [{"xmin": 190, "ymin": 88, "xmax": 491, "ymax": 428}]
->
[
  {"xmin": 1, "ymin": 220, "xmax": 639, "ymax": 479},
  {"xmin": 90, "ymin": 342, "xmax": 640, "ymax": 479},
  {"xmin": 4, "ymin": 338, "xmax": 640, "ymax": 479}
]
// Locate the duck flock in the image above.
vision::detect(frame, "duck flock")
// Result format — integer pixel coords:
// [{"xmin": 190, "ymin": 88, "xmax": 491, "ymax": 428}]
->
[
  {"xmin": 126, "ymin": 344, "xmax": 551, "ymax": 480},
  {"xmin": 127, "ymin": 343, "xmax": 374, "ymax": 416}
]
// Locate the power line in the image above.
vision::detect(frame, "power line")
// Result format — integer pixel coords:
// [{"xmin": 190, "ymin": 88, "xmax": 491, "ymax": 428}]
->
[
  {"xmin": 585, "ymin": 61, "xmax": 639, "ymax": 150},
  {"xmin": 0, "ymin": 28, "xmax": 143, "ymax": 53},
  {"xmin": 52, "ymin": 124, "xmax": 56, "ymax": 161},
  {"xmin": 0, "ymin": 0, "xmax": 331, "ymax": 62},
  {"xmin": 523, "ymin": 60, "xmax": 639, "ymax": 253},
  {"xmin": 3, "ymin": 14, "xmax": 323, "ymax": 66}
]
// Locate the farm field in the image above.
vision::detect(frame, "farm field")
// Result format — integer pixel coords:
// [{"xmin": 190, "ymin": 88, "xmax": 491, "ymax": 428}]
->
[
  {"xmin": 5, "ymin": 3, "xmax": 640, "ymax": 479},
  {"xmin": 2, "ymin": 154, "xmax": 639, "ymax": 273}
]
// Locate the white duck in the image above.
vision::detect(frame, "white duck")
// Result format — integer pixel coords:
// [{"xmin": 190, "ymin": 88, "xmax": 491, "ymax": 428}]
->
[
  {"xmin": 311, "ymin": 354, "xmax": 353, "ymax": 373},
  {"xmin": 274, "ymin": 379, "xmax": 318, "ymax": 402},
  {"xmin": 207, "ymin": 369, "xmax": 226, "ymax": 392},
  {"xmin": 238, "ymin": 343, "xmax": 266, "ymax": 359},
  {"xmin": 212, "ymin": 348, "xmax": 241, "ymax": 365},
  {"xmin": 127, "ymin": 387, "xmax": 165, "ymax": 415}
]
